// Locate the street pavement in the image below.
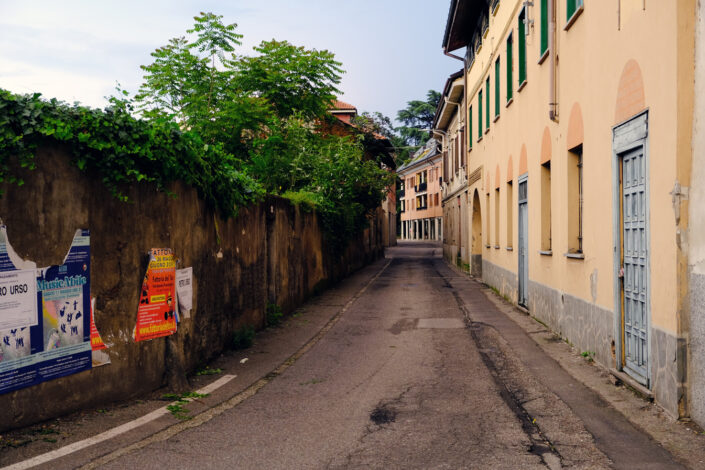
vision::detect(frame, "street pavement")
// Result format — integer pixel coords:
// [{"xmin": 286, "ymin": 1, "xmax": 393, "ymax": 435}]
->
[
  {"xmin": 3, "ymin": 242, "xmax": 698, "ymax": 469},
  {"xmin": 95, "ymin": 242, "xmax": 685, "ymax": 469}
]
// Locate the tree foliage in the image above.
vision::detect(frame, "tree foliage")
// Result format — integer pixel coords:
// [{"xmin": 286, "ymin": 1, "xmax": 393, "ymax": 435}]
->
[{"xmin": 396, "ymin": 90, "xmax": 441, "ymax": 148}]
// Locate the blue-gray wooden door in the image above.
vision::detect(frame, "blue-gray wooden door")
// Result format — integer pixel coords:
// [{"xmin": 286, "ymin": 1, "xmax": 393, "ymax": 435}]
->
[
  {"xmin": 622, "ymin": 145, "xmax": 649, "ymax": 384},
  {"xmin": 518, "ymin": 178, "xmax": 528, "ymax": 306}
]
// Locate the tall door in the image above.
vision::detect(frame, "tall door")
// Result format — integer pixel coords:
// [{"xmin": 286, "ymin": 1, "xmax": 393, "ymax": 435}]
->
[
  {"xmin": 518, "ymin": 177, "xmax": 528, "ymax": 306},
  {"xmin": 622, "ymin": 145, "xmax": 649, "ymax": 384}
]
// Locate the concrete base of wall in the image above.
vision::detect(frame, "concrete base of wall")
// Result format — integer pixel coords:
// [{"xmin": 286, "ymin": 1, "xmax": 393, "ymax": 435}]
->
[
  {"xmin": 690, "ymin": 270, "xmax": 705, "ymax": 425},
  {"xmin": 651, "ymin": 326, "xmax": 687, "ymax": 418},
  {"xmin": 481, "ymin": 260, "xmax": 517, "ymax": 304},
  {"xmin": 471, "ymin": 254, "xmax": 482, "ymax": 278}
]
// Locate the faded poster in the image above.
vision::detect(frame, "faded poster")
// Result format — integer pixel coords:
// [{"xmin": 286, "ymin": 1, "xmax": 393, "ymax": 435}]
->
[{"xmin": 134, "ymin": 248, "xmax": 177, "ymax": 342}]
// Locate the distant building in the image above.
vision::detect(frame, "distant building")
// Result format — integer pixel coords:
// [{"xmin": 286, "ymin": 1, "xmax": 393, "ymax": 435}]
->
[
  {"xmin": 439, "ymin": 0, "xmax": 699, "ymax": 421},
  {"xmin": 397, "ymin": 139, "xmax": 443, "ymax": 241}
]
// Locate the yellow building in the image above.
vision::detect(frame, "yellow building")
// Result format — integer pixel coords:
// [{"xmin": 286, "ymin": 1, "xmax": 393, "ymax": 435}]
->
[
  {"xmin": 398, "ymin": 139, "xmax": 444, "ymax": 241},
  {"xmin": 439, "ymin": 0, "xmax": 696, "ymax": 420}
]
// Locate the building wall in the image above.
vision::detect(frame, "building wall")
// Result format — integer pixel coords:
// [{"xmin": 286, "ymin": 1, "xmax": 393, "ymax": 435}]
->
[
  {"xmin": 399, "ymin": 155, "xmax": 443, "ymax": 240},
  {"xmin": 689, "ymin": 0, "xmax": 705, "ymax": 427},
  {"xmin": 459, "ymin": 0, "xmax": 695, "ymax": 417}
]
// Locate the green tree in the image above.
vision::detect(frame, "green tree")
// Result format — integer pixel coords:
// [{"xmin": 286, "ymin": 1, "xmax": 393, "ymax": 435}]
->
[
  {"xmin": 233, "ymin": 40, "xmax": 343, "ymax": 121},
  {"xmin": 396, "ymin": 90, "xmax": 441, "ymax": 147}
]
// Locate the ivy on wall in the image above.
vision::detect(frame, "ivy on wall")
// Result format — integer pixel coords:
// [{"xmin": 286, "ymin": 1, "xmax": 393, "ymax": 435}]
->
[{"xmin": 0, "ymin": 89, "xmax": 263, "ymax": 217}]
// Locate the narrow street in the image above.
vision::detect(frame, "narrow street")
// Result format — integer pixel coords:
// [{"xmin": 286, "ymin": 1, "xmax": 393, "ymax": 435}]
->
[{"xmin": 72, "ymin": 242, "xmax": 685, "ymax": 469}]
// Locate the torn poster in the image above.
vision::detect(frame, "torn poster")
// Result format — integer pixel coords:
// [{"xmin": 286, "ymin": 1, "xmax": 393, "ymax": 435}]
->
[
  {"xmin": 175, "ymin": 267, "xmax": 193, "ymax": 319},
  {"xmin": 134, "ymin": 248, "xmax": 177, "ymax": 342},
  {"xmin": 0, "ymin": 228, "xmax": 92, "ymax": 395},
  {"xmin": 90, "ymin": 297, "xmax": 110, "ymax": 367}
]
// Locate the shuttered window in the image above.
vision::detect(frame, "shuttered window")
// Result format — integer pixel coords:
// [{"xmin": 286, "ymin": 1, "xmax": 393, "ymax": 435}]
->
[
  {"xmin": 494, "ymin": 58, "xmax": 500, "ymax": 117},
  {"xmin": 506, "ymin": 33, "xmax": 513, "ymax": 102},
  {"xmin": 468, "ymin": 106, "xmax": 473, "ymax": 150},
  {"xmin": 485, "ymin": 77, "xmax": 490, "ymax": 131},
  {"xmin": 518, "ymin": 8, "xmax": 527, "ymax": 86},
  {"xmin": 540, "ymin": 0, "xmax": 548, "ymax": 57},
  {"xmin": 567, "ymin": 0, "xmax": 583, "ymax": 21},
  {"xmin": 478, "ymin": 91, "xmax": 483, "ymax": 140}
]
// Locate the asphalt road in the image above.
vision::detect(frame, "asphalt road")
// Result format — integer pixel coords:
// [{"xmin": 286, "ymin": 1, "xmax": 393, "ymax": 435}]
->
[{"xmin": 95, "ymin": 242, "xmax": 683, "ymax": 469}]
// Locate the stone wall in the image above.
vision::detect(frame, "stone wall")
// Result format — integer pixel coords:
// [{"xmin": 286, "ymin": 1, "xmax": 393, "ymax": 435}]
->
[{"xmin": 0, "ymin": 146, "xmax": 383, "ymax": 430}]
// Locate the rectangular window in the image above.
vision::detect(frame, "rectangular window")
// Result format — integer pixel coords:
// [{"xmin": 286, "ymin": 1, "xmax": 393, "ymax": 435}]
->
[
  {"xmin": 568, "ymin": 144, "xmax": 583, "ymax": 253},
  {"xmin": 460, "ymin": 129, "xmax": 465, "ymax": 167},
  {"xmin": 506, "ymin": 33, "xmax": 513, "ymax": 102},
  {"xmin": 478, "ymin": 91, "xmax": 483, "ymax": 140},
  {"xmin": 540, "ymin": 0, "xmax": 549, "ymax": 57},
  {"xmin": 506, "ymin": 181, "xmax": 513, "ymax": 248},
  {"xmin": 567, "ymin": 0, "xmax": 583, "ymax": 22},
  {"xmin": 494, "ymin": 58, "xmax": 500, "ymax": 117},
  {"xmin": 486, "ymin": 192, "xmax": 491, "ymax": 246},
  {"xmin": 469, "ymin": 106, "xmax": 473, "ymax": 150},
  {"xmin": 485, "ymin": 77, "xmax": 490, "ymax": 131},
  {"xmin": 518, "ymin": 8, "xmax": 527, "ymax": 86},
  {"xmin": 541, "ymin": 161, "xmax": 552, "ymax": 252}
]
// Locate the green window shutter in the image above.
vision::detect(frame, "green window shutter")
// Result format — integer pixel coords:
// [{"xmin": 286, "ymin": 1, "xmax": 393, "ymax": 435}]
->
[
  {"xmin": 495, "ymin": 58, "xmax": 500, "ymax": 117},
  {"xmin": 518, "ymin": 9, "xmax": 527, "ymax": 85},
  {"xmin": 541, "ymin": 0, "xmax": 548, "ymax": 55},
  {"xmin": 478, "ymin": 91, "xmax": 483, "ymax": 140},
  {"xmin": 485, "ymin": 77, "xmax": 490, "ymax": 131},
  {"xmin": 507, "ymin": 34, "xmax": 513, "ymax": 102},
  {"xmin": 469, "ymin": 106, "xmax": 473, "ymax": 149},
  {"xmin": 567, "ymin": 0, "xmax": 575, "ymax": 20}
]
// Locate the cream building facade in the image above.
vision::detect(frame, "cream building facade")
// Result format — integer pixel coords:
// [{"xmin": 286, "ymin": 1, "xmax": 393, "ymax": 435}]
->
[
  {"xmin": 439, "ymin": 0, "xmax": 697, "ymax": 421},
  {"xmin": 398, "ymin": 139, "xmax": 443, "ymax": 241}
]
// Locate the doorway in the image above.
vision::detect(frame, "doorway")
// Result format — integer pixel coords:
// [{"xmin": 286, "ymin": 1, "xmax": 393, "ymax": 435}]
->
[{"xmin": 518, "ymin": 174, "xmax": 528, "ymax": 306}]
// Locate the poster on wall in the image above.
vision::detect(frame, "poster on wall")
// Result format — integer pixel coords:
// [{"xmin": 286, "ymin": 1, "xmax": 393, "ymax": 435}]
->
[
  {"xmin": 175, "ymin": 267, "xmax": 193, "ymax": 320},
  {"xmin": 0, "ymin": 228, "xmax": 93, "ymax": 395},
  {"xmin": 134, "ymin": 248, "xmax": 177, "ymax": 342},
  {"xmin": 90, "ymin": 297, "xmax": 110, "ymax": 367}
]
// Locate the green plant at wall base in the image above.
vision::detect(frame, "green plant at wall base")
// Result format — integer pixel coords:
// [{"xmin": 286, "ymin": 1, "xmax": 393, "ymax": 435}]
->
[
  {"xmin": 266, "ymin": 303, "xmax": 283, "ymax": 327},
  {"xmin": 232, "ymin": 325, "xmax": 255, "ymax": 349},
  {"xmin": 162, "ymin": 391, "xmax": 208, "ymax": 420},
  {"xmin": 581, "ymin": 351, "xmax": 595, "ymax": 362},
  {"xmin": 195, "ymin": 366, "xmax": 222, "ymax": 376}
]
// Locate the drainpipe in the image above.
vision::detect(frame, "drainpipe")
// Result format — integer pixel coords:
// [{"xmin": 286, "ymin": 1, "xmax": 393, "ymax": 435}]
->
[{"xmin": 548, "ymin": 0, "xmax": 558, "ymax": 121}]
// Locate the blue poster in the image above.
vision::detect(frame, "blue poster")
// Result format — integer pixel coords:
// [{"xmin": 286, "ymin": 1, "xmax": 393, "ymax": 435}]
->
[{"xmin": 0, "ymin": 228, "xmax": 92, "ymax": 394}]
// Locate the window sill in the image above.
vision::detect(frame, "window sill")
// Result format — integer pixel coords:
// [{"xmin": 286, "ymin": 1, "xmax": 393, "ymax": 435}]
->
[
  {"xmin": 564, "ymin": 252, "xmax": 585, "ymax": 260},
  {"xmin": 506, "ymin": 246, "xmax": 513, "ymax": 251},
  {"xmin": 485, "ymin": 127, "xmax": 490, "ymax": 135},
  {"xmin": 539, "ymin": 250, "xmax": 553, "ymax": 256},
  {"xmin": 506, "ymin": 97, "xmax": 514, "ymax": 108},
  {"xmin": 538, "ymin": 49, "xmax": 549, "ymax": 65},
  {"xmin": 564, "ymin": 6, "xmax": 584, "ymax": 31},
  {"xmin": 478, "ymin": 136, "xmax": 483, "ymax": 143},
  {"xmin": 517, "ymin": 80, "xmax": 528, "ymax": 93},
  {"xmin": 494, "ymin": 245, "xmax": 500, "ymax": 249},
  {"xmin": 493, "ymin": 114, "xmax": 500, "ymax": 123},
  {"xmin": 485, "ymin": 244, "xmax": 491, "ymax": 248}
]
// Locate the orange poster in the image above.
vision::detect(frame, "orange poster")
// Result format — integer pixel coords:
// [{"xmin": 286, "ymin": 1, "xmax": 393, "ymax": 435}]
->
[{"xmin": 134, "ymin": 248, "xmax": 177, "ymax": 342}]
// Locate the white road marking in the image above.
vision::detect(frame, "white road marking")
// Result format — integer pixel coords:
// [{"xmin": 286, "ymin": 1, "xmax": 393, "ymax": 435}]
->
[{"xmin": 2, "ymin": 374, "xmax": 237, "ymax": 470}]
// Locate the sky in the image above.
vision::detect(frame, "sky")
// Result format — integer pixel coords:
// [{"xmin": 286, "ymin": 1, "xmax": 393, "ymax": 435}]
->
[{"xmin": 0, "ymin": 1, "xmax": 462, "ymax": 124}]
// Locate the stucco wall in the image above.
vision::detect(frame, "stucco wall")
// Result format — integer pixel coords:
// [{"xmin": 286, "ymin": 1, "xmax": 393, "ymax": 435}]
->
[{"xmin": 0, "ymin": 146, "xmax": 383, "ymax": 430}]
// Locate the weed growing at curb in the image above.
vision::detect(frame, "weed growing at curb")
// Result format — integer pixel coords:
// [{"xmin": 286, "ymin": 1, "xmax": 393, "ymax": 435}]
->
[
  {"xmin": 581, "ymin": 351, "xmax": 595, "ymax": 362},
  {"xmin": 233, "ymin": 325, "xmax": 255, "ymax": 350},
  {"xmin": 266, "ymin": 303, "xmax": 284, "ymax": 327},
  {"xmin": 161, "ymin": 391, "xmax": 209, "ymax": 420},
  {"xmin": 195, "ymin": 366, "xmax": 223, "ymax": 376}
]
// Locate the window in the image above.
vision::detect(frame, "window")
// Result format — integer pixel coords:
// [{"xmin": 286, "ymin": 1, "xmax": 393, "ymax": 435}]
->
[
  {"xmin": 401, "ymin": 199, "xmax": 405, "ymax": 212},
  {"xmin": 541, "ymin": 161, "xmax": 552, "ymax": 252},
  {"xmin": 435, "ymin": 193, "xmax": 439, "ymax": 206},
  {"xmin": 506, "ymin": 34, "xmax": 513, "ymax": 102},
  {"xmin": 567, "ymin": 144, "xmax": 583, "ymax": 254},
  {"xmin": 494, "ymin": 58, "xmax": 500, "ymax": 118},
  {"xmin": 469, "ymin": 106, "xmax": 473, "ymax": 150},
  {"xmin": 495, "ymin": 188, "xmax": 500, "ymax": 247},
  {"xmin": 506, "ymin": 181, "xmax": 513, "ymax": 248},
  {"xmin": 566, "ymin": 0, "xmax": 584, "ymax": 22},
  {"xmin": 486, "ymin": 192, "xmax": 491, "ymax": 246},
  {"xmin": 518, "ymin": 8, "xmax": 527, "ymax": 87},
  {"xmin": 485, "ymin": 77, "xmax": 490, "ymax": 132},
  {"xmin": 460, "ymin": 129, "xmax": 465, "ymax": 167},
  {"xmin": 540, "ymin": 0, "xmax": 549, "ymax": 58},
  {"xmin": 478, "ymin": 91, "xmax": 483, "ymax": 140}
]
